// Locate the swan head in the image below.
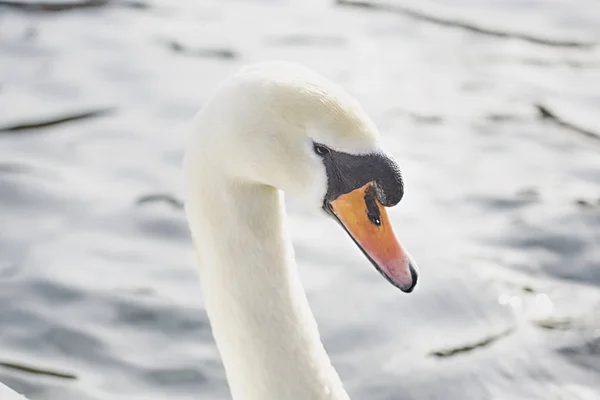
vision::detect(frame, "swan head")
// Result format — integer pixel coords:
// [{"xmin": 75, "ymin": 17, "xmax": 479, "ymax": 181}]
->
[{"xmin": 188, "ymin": 61, "xmax": 418, "ymax": 293}]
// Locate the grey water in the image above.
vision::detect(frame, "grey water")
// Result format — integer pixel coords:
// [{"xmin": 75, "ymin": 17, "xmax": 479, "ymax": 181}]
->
[{"xmin": 1, "ymin": 0, "xmax": 599, "ymax": 399}]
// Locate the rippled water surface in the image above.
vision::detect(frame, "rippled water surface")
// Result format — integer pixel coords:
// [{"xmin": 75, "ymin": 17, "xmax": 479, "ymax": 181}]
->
[{"xmin": 1, "ymin": 1, "xmax": 600, "ymax": 399}]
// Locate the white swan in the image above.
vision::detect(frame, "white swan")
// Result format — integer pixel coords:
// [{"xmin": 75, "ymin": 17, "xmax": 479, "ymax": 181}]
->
[
  {"xmin": 0, "ymin": 61, "xmax": 418, "ymax": 400},
  {"xmin": 184, "ymin": 61, "xmax": 418, "ymax": 400}
]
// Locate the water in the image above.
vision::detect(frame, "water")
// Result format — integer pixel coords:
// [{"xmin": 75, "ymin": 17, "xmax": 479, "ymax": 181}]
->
[{"xmin": 1, "ymin": 1, "xmax": 599, "ymax": 399}]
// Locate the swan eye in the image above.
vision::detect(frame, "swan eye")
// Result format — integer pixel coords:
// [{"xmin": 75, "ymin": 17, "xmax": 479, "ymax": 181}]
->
[{"xmin": 313, "ymin": 144, "xmax": 330, "ymax": 156}]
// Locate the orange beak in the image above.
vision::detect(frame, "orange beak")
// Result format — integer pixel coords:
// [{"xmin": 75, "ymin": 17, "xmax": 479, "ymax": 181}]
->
[{"xmin": 326, "ymin": 183, "xmax": 418, "ymax": 292}]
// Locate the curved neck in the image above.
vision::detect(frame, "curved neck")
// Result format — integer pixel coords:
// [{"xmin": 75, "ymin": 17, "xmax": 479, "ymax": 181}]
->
[{"xmin": 185, "ymin": 174, "xmax": 350, "ymax": 400}]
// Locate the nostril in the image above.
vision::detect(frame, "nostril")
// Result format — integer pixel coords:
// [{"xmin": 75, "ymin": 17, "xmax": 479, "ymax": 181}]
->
[{"xmin": 364, "ymin": 186, "xmax": 382, "ymax": 226}]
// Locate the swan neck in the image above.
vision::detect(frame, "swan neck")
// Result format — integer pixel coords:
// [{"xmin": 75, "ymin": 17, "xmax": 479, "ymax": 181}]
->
[{"xmin": 186, "ymin": 179, "xmax": 349, "ymax": 400}]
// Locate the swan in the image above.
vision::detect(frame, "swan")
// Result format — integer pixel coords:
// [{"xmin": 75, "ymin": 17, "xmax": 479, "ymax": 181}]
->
[
  {"xmin": 0, "ymin": 61, "xmax": 418, "ymax": 400},
  {"xmin": 184, "ymin": 61, "xmax": 418, "ymax": 400}
]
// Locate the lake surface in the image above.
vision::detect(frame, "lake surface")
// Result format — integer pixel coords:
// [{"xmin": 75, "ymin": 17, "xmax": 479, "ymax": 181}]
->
[{"xmin": 1, "ymin": 0, "xmax": 599, "ymax": 399}]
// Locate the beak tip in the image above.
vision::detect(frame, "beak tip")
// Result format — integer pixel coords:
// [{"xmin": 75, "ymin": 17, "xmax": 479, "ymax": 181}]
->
[{"xmin": 398, "ymin": 261, "xmax": 419, "ymax": 293}]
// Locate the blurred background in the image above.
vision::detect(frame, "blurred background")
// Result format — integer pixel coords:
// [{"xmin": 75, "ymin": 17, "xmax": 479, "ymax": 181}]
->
[{"xmin": 1, "ymin": 0, "xmax": 599, "ymax": 399}]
